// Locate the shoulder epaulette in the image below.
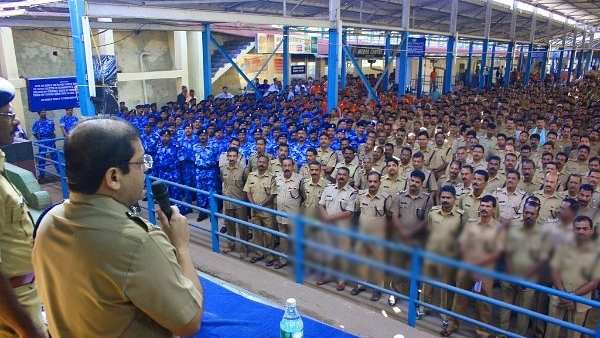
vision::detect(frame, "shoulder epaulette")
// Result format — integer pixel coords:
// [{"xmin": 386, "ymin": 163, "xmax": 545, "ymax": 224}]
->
[
  {"xmin": 422, "ymin": 191, "xmax": 431, "ymax": 196},
  {"xmin": 397, "ymin": 190, "xmax": 407, "ymax": 195},
  {"xmin": 496, "ymin": 187, "xmax": 503, "ymax": 192},
  {"xmin": 456, "ymin": 208, "xmax": 465, "ymax": 215},
  {"xmin": 468, "ymin": 217, "xmax": 479, "ymax": 222},
  {"xmin": 358, "ymin": 189, "xmax": 367, "ymax": 195},
  {"xmin": 431, "ymin": 205, "xmax": 441, "ymax": 210}
]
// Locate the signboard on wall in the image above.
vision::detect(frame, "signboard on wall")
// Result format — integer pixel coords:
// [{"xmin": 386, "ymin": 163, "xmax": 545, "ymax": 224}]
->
[
  {"xmin": 256, "ymin": 33, "xmax": 318, "ymax": 54},
  {"xmin": 530, "ymin": 46, "xmax": 549, "ymax": 60},
  {"xmin": 291, "ymin": 65, "xmax": 306, "ymax": 74},
  {"xmin": 27, "ymin": 76, "xmax": 79, "ymax": 112},
  {"xmin": 407, "ymin": 37, "xmax": 426, "ymax": 57},
  {"xmin": 350, "ymin": 45, "xmax": 385, "ymax": 58}
]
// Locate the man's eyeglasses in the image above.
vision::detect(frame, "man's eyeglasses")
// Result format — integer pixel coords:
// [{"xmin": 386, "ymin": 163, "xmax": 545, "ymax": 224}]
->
[{"xmin": 126, "ymin": 154, "xmax": 153, "ymax": 169}]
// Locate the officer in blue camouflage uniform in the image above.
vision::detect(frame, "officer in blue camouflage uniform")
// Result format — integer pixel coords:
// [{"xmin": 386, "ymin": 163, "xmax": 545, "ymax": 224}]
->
[
  {"xmin": 59, "ymin": 107, "xmax": 78, "ymax": 137},
  {"xmin": 32, "ymin": 109, "xmax": 59, "ymax": 179},
  {"xmin": 178, "ymin": 123, "xmax": 197, "ymax": 214},
  {"xmin": 237, "ymin": 129, "xmax": 253, "ymax": 161},
  {"xmin": 194, "ymin": 128, "xmax": 218, "ymax": 221},
  {"xmin": 154, "ymin": 129, "xmax": 189, "ymax": 213},
  {"xmin": 289, "ymin": 126, "xmax": 311, "ymax": 169}
]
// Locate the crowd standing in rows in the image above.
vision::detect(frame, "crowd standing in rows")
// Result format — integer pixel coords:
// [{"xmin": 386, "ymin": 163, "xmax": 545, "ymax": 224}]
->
[{"xmin": 36, "ymin": 73, "xmax": 600, "ymax": 338}]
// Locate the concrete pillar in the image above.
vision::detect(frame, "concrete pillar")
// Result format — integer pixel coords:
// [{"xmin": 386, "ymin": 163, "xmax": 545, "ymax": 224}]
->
[
  {"xmin": 0, "ymin": 27, "xmax": 26, "ymax": 127},
  {"xmin": 186, "ymin": 31, "xmax": 202, "ymax": 99},
  {"xmin": 504, "ymin": 41, "xmax": 514, "ymax": 87}
]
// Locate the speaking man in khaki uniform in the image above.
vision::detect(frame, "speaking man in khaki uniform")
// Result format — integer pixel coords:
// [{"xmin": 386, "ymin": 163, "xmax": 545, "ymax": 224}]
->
[
  {"xmin": 445, "ymin": 195, "xmax": 506, "ymax": 338},
  {"xmin": 317, "ymin": 133, "xmax": 338, "ymax": 182},
  {"xmin": 0, "ymin": 77, "xmax": 46, "ymax": 337},
  {"xmin": 33, "ymin": 117, "xmax": 204, "ymax": 337},
  {"xmin": 419, "ymin": 185, "xmax": 465, "ymax": 325},
  {"xmin": 244, "ymin": 154, "xmax": 278, "ymax": 265},
  {"xmin": 317, "ymin": 167, "xmax": 357, "ymax": 291},
  {"xmin": 458, "ymin": 169, "xmax": 490, "ymax": 219},
  {"xmin": 274, "ymin": 158, "xmax": 303, "ymax": 269},
  {"xmin": 332, "ymin": 146, "xmax": 359, "ymax": 187},
  {"xmin": 492, "ymin": 169, "xmax": 527, "ymax": 222},
  {"xmin": 350, "ymin": 171, "xmax": 392, "ymax": 302},
  {"xmin": 380, "ymin": 158, "xmax": 405, "ymax": 196},
  {"xmin": 531, "ymin": 172, "xmax": 562, "ymax": 222},
  {"xmin": 220, "ymin": 146, "xmax": 249, "ymax": 258}
]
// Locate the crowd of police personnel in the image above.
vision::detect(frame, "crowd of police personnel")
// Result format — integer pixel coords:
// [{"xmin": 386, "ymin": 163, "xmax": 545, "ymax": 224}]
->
[{"xmin": 123, "ymin": 74, "xmax": 600, "ymax": 338}]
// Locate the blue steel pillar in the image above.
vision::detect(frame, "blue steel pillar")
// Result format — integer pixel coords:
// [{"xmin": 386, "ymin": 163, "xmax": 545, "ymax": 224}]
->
[
  {"xmin": 567, "ymin": 48, "xmax": 576, "ymax": 85},
  {"xmin": 417, "ymin": 57, "xmax": 423, "ymax": 98},
  {"xmin": 576, "ymin": 47, "xmax": 584, "ymax": 79},
  {"xmin": 327, "ymin": 28, "xmax": 339, "ymax": 113},
  {"xmin": 466, "ymin": 42, "xmax": 473, "ymax": 87},
  {"xmin": 341, "ymin": 32, "xmax": 347, "ymax": 89},
  {"xmin": 489, "ymin": 43, "xmax": 496, "ymax": 86},
  {"xmin": 201, "ymin": 23, "xmax": 212, "ymax": 99},
  {"xmin": 524, "ymin": 43, "xmax": 533, "ymax": 86},
  {"xmin": 68, "ymin": 0, "xmax": 95, "ymax": 116},
  {"xmin": 443, "ymin": 35, "xmax": 455, "ymax": 94},
  {"xmin": 541, "ymin": 45, "xmax": 549, "ymax": 83},
  {"xmin": 283, "ymin": 27, "xmax": 290, "ymax": 90},
  {"xmin": 504, "ymin": 41, "xmax": 514, "ymax": 87},
  {"xmin": 517, "ymin": 45, "xmax": 524, "ymax": 72},
  {"xmin": 557, "ymin": 48, "xmax": 565, "ymax": 80},
  {"xmin": 397, "ymin": 31, "xmax": 409, "ymax": 97},
  {"xmin": 343, "ymin": 46, "xmax": 381, "ymax": 106},
  {"xmin": 383, "ymin": 33, "xmax": 391, "ymax": 91},
  {"xmin": 478, "ymin": 39, "xmax": 488, "ymax": 92}
]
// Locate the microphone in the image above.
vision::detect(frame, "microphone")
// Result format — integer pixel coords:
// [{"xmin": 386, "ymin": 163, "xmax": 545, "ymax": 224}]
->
[{"xmin": 151, "ymin": 181, "xmax": 172, "ymax": 220}]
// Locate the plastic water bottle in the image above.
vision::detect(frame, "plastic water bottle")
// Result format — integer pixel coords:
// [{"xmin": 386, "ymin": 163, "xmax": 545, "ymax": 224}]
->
[{"xmin": 280, "ymin": 298, "xmax": 304, "ymax": 338}]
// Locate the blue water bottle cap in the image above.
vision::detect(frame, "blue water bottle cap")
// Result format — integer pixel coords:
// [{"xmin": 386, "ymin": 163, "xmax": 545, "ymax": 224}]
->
[{"xmin": 286, "ymin": 298, "xmax": 296, "ymax": 307}]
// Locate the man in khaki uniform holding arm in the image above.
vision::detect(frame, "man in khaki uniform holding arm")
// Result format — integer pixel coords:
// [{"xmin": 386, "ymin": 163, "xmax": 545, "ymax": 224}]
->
[
  {"xmin": 220, "ymin": 146, "xmax": 249, "ymax": 258},
  {"xmin": 317, "ymin": 167, "xmax": 357, "ymax": 291},
  {"xmin": 317, "ymin": 134, "xmax": 338, "ymax": 182},
  {"xmin": 244, "ymin": 155, "xmax": 278, "ymax": 265},
  {"xmin": 33, "ymin": 117, "xmax": 204, "ymax": 337},
  {"xmin": 419, "ymin": 185, "xmax": 465, "ymax": 326},
  {"xmin": 445, "ymin": 195, "xmax": 507, "ymax": 338},
  {"xmin": 0, "ymin": 77, "xmax": 46, "ymax": 337},
  {"xmin": 531, "ymin": 172, "xmax": 562, "ymax": 223},
  {"xmin": 545, "ymin": 215, "xmax": 600, "ymax": 338},
  {"xmin": 274, "ymin": 158, "xmax": 303, "ymax": 269}
]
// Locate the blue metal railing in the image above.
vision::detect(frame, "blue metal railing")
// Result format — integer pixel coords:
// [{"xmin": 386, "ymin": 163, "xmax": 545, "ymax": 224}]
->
[
  {"xmin": 47, "ymin": 161, "xmax": 599, "ymax": 338},
  {"xmin": 32, "ymin": 138, "xmax": 68, "ymax": 198}
]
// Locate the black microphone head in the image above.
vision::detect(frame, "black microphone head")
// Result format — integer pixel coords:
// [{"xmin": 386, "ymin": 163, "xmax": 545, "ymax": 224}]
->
[{"xmin": 151, "ymin": 180, "xmax": 168, "ymax": 197}]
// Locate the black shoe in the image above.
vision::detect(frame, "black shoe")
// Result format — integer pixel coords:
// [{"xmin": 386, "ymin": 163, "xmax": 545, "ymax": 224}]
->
[
  {"xmin": 220, "ymin": 226, "xmax": 227, "ymax": 234},
  {"xmin": 196, "ymin": 213, "xmax": 208, "ymax": 222},
  {"xmin": 181, "ymin": 209, "xmax": 191, "ymax": 215},
  {"xmin": 142, "ymin": 196, "xmax": 148, "ymax": 201}
]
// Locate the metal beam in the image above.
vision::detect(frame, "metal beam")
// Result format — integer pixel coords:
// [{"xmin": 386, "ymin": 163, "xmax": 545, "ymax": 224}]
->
[
  {"xmin": 343, "ymin": 45, "xmax": 381, "ymax": 107},
  {"xmin": 87, "ymin": 3, "xmax": 329, "ymax": 28},
  {"xmin": 0, "ymin": 18, "xmax": 207, "ymax": 31}
]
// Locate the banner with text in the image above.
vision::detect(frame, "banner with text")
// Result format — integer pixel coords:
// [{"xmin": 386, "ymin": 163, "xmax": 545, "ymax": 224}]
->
[
  {"xmin": 407, "ymin": 37, "xmax": 426, "ymax": 57},
  {"xmin": 256, "ymin": 33, "xmax": 318, "ymax": 54},
  {"xmin": 27, "ymin": 76, "xmax": 79, "ymax": 112}
]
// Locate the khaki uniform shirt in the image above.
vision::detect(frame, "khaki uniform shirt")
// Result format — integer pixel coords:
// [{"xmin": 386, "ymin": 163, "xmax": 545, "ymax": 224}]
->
[
  {"xmin": 269, "ymin": 159, "xmax": 283, "ymax": 177},
  {"xmin": 425, "ymin": 206, "xmax": 465, "ymax": 257},
  {"xmin": 220, "ymin": 164, "xmax": 247, "ymax": 209},
  {"xmin": 428, "ymin": 145, "xmax": 453, "ymax": 172},
  {"xmin": 0, "ymin": 151, "xmax": 35, "ymax": 278},
  {"xmin": 486, "ymin": 173, "xmax": 506, "ymax": 192},
  {"xmin": 354, "ymin": 167, "xmax": 376, "ymax": 190},
  {"xmin": 355, "ymin": 190, "xmax": 392, "ymax": 238},
  {"xmin": 244, "ymin": 171, "xmax": 277, "ymax": 217},
  {"xmin": 298, "ymin": 163, "xmax": 311, "ymax": 181},
  {"xmin": 417, "ymin": 147, "xmax": 436, "ymax": 168},
  {"xmin": 492, "ymin": 187, "xmax": 527, "ymax": 220},
  {"xmin": 550, "ymin": 241, "xmax": 599, "ymax": 312},
  {"xmin": 403, "ymin": 168, "xmax": 438, "ymax": 194},
  {"xmin": 247, "ymin": 152, "xmax": 273, "ymax": 173},
  {"xmin": 459, "ymin": 217, "xmax": 507, "ymax": 270},
  {"xmin": 564, "ymin": 159, "xmax": 589, "ymax": 176},
  {"xmin": 275, "ymin": 173, "xmax": 303, "ymax": 224},
  {"xmin": 380, "ymin": 174, "xmax": 405, "ymax": 196},
  {"xmin": 218, "ymin": 151, "xmax": 246, "ymax": 168},
  {"xmin": 32, "ymin": 195, "xmax": 203, "ymax": 337},
  {"xmin": 372, "ymin": 159, "xmax": 386, "ymax": 173},
  {"xmin": 317, "ymin": 147, "xmax": 338, "ymax": 178},
  {"xmin": 437, "ymin": 175, "xmax": 461, "ymax": 194},
  {"xmin": 300, "ymin": 178, "xmax": 328, "ymax": 220},
  {"xmin": 518, "ymin": 177, "xmax": 542, "ymax": 194},
  {"xmin": 458, "ymin": 190, "xmax": 484, "ymax": 220},
  {"xmin": 531, "ymin": 190, "xmax": 562, "ymax": 222},
  {"xmin": 392, "ymin": 190, "xmax": 434, "ymax": 236},
  {"xmin": 505, "ymin": 223, "xmax": 549, "ymax": 281},
  {"xmin": 332, "ymin": 159, "xmax": 360, "ymax": 187},
  {"xmin": 318, "ymin": 183, "xmax": 357, "ymax": 228}
]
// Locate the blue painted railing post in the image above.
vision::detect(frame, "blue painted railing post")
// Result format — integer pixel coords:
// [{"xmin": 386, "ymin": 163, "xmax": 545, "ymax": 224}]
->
[
  {"xmin": 56, "ymin": 150, "xmax": 69, "ymax": 199},
  {"xmin": 145, "ymin": 176, "xmax": 156, "ymax": 224},
  {"xmin": 596, "ymin": 320, "xmax": 600, "ymax": 338},
  {"xmin": 294, "ymin": 215, "xmax": 305, "ymax": 284},
  {"xmin": 407, "ymin": 248, "xmax": 422, "ymax": 327},
  {"xmin": 209, "ymin": 190, "xmax": 220, "ymax": 253},
  {"xmin": 416, "ymin": 57, "xmax": 423, "ymax": 98}
]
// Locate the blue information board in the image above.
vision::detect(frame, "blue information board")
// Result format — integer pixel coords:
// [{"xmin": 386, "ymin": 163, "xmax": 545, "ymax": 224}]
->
[
  {"xmin": 530, "ymin": 47, "xmax": 549, "ymax": 60},
  {"xmin": 27, "ymin": 76, "xmax": 79, "ymax": 112},
  {"xmin": 407, "ymin": 37, "xmax": 426, "ymax": 57}
]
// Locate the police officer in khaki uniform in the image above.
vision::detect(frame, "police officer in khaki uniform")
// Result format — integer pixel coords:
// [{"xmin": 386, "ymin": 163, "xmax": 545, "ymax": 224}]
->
[
  {"xmin": 564, "ymin": 145, "xmax": 591, "ymax": 176},
  {"xmin": 429, "ymin": 131, "xmax": 453, "ymax": 180},
  {"xmin": 436, "ymin": 160, "xmax": 462, "ymax": 202},
  {"xmin": 492, "ymin": 169, "xmax": 527, "ymax": 222},
  {"xmin": 298, "ymin": 148, "xmax": 318, "ymax": 181},
  {"xmin": 380, "ymin": 158, "xmax": 405, "ymax": 196},
  {"xmin": 390, "ymin": 170, "xmax": 434, "ymax": 299},
  {"xmin": 446, "ymin": 195, "xmax": 506, "ymax": 338},
  {"xmin": 458, "ymin": 169, "xmax": 490, "ymax": 219},
  {"xmin": 486, "ymin": 155, "xmax": 506, "ymax": 191},
  {"xmin": 273, "ymin": 158, "xmax": 303, "ymax": 269},
  {"xmin": 0, "ymin": 77, "xmax": 46, "ymax": 337},
  {"xmin": 354, "ymin": 155, "xmax": 375, "ymax": 190},
  {"xmin": 220, "ymin": 147, "xmax": 249, "ymax": 258},
  {"xmin": 518, "ymin": 159, "xmax": 542, "ymax": 194},
  {"xmin": 350, "ymin": 171, "xmax": 392, "ymax": 302},
  {"xmin": 545, "ymin": 215, "xmax": 599, "ymax": 338},
  {"xmin": 300, "ymin": 161, "xmax": 328, "ymax": 265},
  {"xmin": 247, "ymin": 137, "xmax": 272, "ymax": 173},
  {"xmin": 269, "ymin": 143, "xmax": 291, "ymax": 177},
  {"xmin": 317, "ymin": 133, "xmax": 338, "ymax": 182},
  {"xmin": 332, "ymin": 146, "xmax": 359, "ymax": 187},
  {"xmin": 500, "ymin": 201, "xmax": 548, "ymax": 336},
  {"xmin": 419, "ymin": 185, "xmax": 465, "ymax": 324},
  {"xmin": 317, "ymin": 167, "xmax": 357, "ymax": 291},
  {"xmin": 244, "ymin": 154, "xmax": 278, "ymax": 265},
  {"xmin": 404, "ymin": 152, "xmax": 438, "ymax": 202},
  {"xmin": 531, "ymin": 172, "xmax": 562, "ymax": 222}
]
